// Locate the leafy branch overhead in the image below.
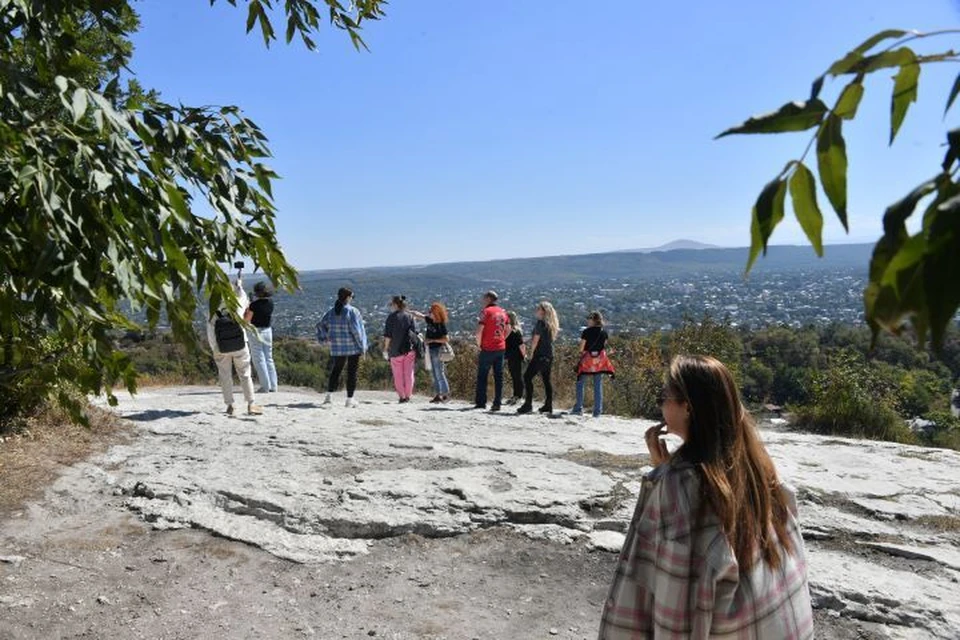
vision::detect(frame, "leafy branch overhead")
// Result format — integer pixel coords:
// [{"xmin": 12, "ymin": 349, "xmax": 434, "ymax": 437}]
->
[
  {"xmin": 0, "ymin": 0, "xmax": 385, "ymax": 424},
  {"xmin": 719, "ymin": 28, "xmax": 960, "ymax": 351},
  {"xmin": 212, "ymin": 0, "xmax": 386, "ymax": 50}
]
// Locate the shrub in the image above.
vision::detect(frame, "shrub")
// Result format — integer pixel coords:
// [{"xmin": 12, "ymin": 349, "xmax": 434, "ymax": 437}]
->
[
  {"xmin": 1, "ymin": 323, "xmax": 108, "ymax": 432},
  {"xmin": 668, "ymin": 315, "xmax": 743, "ymax": 382},
  {"xmin": 917, "ymin": 411, "xmax": 960, "ymax": 451},
  {"xmin": 601, "ymin": 335, "xmax": 664, "ymax": 419},
  {"xmin": 794, "ymin": 349, "xmax": 917, "ymax": 444}
]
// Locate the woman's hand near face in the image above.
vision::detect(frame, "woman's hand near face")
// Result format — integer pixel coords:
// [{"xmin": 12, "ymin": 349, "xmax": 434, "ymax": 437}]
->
[{"xmin": 645, "ymin": 423, "xmax": 670, "ymax": 466}]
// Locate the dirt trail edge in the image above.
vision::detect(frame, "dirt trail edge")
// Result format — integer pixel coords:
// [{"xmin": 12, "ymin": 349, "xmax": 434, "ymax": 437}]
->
[{"xmin": 1, "ymin": 387, "xmax": 958, "ymax": 639}]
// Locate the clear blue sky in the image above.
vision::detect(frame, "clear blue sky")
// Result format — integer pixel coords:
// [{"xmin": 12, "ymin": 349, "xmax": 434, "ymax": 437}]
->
[{"xmin": 130, "ymin": 1, "xmax": 960, "ymax": 270}]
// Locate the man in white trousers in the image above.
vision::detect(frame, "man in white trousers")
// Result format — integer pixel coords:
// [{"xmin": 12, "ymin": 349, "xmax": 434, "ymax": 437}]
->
[{"xmin": 206, "ymin": 277, "xmax": 263, "ymax": 416}]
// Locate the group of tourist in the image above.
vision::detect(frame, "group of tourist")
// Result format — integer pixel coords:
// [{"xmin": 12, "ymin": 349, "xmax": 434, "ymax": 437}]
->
[
  {"xmin": 207, "ymin": 280, "xmax": 814, "ymax": 638},
  {"xmin": 312, "ymin": 288, "xmax": 616, "ymax": 415},
  {"xmin": 209, "ymin": 284, "xmax": 618, "ymax": 414},
  {"xmin": 474, "ymin": 291, "xmax": 615, "ymax": 415}
]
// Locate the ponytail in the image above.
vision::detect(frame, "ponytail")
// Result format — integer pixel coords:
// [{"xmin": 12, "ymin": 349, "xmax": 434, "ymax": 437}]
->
[{"xmin": 335, "ymin": 287, "xmax": 353, "ymax": 315}]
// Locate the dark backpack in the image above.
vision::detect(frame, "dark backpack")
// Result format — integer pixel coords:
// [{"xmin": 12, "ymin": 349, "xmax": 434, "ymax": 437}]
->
[
  {"xmin": 214, "ymin": 310, "xmax": 245, "ymax": 353},
  {"xmin": 407, "ymin": 327, "xmax": 425, "ymax": 359}
]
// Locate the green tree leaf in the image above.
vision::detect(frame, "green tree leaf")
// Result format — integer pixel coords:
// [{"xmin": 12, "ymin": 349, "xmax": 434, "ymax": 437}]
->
[
  {"xmin": 746, "ymin": 175, "xmax": 787, "ymax": 273},
  {"xmin": 834, "ymin": 79, "xmax": 864, "ymax": 120},
  {"xmin": 945, "ymin": 73, "xmax": 960, "ymax": 116},
  {"xmin": 830, "ymin": 47, "xmax": 917, "ymax": 76},
  {"xmin": 816, "ymin": 113, "xmax": 848, "ymax": 229},
  {"xmin": 246, "ymin": 0, "xmax": 260, "ymax": 33},
  {"xmin": 923, "ymin": 196, "xmax": 960, "ymax": 349},
  {"xmin": 865, "ymin": 179, "xmax": 941, "ymax": 348},
  {"xmin": 852, "ymin": 29, "xmax": 909, "ymax": 55},
  {"xmin": 809, "ymin": 75, "xmax": 825, "ymax": 101},
  {"xmin": 716, "ymin": 100, "xmax": 828, "ymax": 138},
  {"xmin": 788, "ymin": 163, "xmax": 824, "ymax": 256},
  {"xmin": 862, "ymin": 47, "xmax": 916, "ymax": 73},
  {"xmin": 891, "ymin": 56, "xmax": 920, "ymax": 143},
  {"xmin": 71, "ymin": 88, "xmax": 88, "ymax": 123}
]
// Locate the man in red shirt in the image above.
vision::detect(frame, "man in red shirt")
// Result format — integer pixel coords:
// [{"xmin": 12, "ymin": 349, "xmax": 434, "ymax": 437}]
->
[{"xmin": 474, "ymin": 290, "xmax": 510, "ymax": 411}]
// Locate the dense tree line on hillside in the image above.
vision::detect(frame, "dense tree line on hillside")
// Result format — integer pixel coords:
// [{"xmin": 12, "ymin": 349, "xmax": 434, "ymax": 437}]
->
[{"xmin": 114, "ymin": 319, "xmax": 960, "ymax": 451}]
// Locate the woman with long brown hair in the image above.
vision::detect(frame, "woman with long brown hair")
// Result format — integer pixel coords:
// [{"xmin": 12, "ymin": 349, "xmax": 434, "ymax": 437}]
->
[{"xmin": 598, "ymin": 355, "xmax": 813, "ymax": 639}]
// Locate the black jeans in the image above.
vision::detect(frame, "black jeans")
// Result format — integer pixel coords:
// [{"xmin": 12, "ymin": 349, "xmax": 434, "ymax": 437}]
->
[
  {"xmin": 328, "ymin": 354, "xmax": 360, "ymax": 396},
  {"xmin": 523, "ymin": 356, "xmax": 553, "ymax": 408},
  {"xmin": 475, "ymin": 349, "xmax": 505, "ymax": 407},
  {"xmin": 506, "ymin": 353, "xmax": 524, "ymax": 399}
]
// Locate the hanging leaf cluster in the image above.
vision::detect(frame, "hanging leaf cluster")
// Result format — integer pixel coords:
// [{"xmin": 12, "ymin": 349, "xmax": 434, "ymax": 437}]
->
[{"xmin": 719, "ymin": 29, "xmax": 960, "ymax": 351}]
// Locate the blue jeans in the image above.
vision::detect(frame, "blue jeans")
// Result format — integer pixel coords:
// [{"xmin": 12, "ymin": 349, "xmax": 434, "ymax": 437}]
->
[
  {"xmin": 429, "ymin": 346, "xmax": 450, "ymax": 395},
  {"xmin": 573, "ymin": 374, "xmax": 604, "ymax": 417},
  {"xmin": 247, "ymin": 327, "xmax": 278, "ymax": 392},
  {"xmin": 475, "ymin": 350, "xmax": 504, "ymax": 407}
]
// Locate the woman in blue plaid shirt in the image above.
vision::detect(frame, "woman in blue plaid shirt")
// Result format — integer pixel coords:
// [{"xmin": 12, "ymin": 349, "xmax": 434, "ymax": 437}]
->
[{"xmin": 317, "ymin": 287, "xmax": 368, "ymax": 408}]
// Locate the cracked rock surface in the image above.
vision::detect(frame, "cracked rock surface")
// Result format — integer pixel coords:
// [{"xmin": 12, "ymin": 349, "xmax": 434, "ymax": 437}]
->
[{"xmin": 2, "ymin": 386, "xmax": 959, "ymax": 639}]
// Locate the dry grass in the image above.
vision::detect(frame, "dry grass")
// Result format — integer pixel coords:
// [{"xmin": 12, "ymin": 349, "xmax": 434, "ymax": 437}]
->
[
  {"xmin": 0, "ymin": 403, "xmax": 130, "ymax": 517},
  {"xmin": 130, "ymin": 372, "xmax": 214, "ymax": 388},
  {"xmin": 914, "ymin": 515, "xmax": 960, "ymax": 533},
  {"xmin": 562, "ymin": 448, "xmax": 648, "ymax": 472}
]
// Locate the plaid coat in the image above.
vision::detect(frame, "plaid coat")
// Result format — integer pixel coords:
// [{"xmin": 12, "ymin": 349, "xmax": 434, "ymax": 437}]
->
[
  {"xmin": 317, "ymin": 304, "xmax": 368, "ymax": 357},
  {"xmin": 598, "ymin": 461, "xmax": 813, "ymax": 639}
]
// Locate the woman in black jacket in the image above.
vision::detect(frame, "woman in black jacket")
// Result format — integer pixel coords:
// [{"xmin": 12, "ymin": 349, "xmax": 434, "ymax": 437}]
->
[{"xmin": 504, "ymin": 311, "xmax": 525, "ymax": 405}]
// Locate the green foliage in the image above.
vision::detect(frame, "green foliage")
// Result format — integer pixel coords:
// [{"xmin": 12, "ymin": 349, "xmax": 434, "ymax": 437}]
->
[
  {"xmin": 794, "ymin": 349, "xmax": 917, "ymax": 444},
  {"xmin": 742, "ymin": 325, "xmax": 819, "ymax": 405},
  {"xmin": 601, "ymin": 335, "xmax": 665, "ymax": 419},
  {"xmin": 668, "ymin": 315, "xmax": 744, "ymax": 381},
  {"xmin": 0, "ymin": 0, "xmax": 382, "ymax": 425},
  {"xmin": 120, "ymin": 332, "xmax": 216, "ymax": 384},
  {"xmin": 922, "ymin": 411, "xmax": 960, "ymax": 450},
  {"xmin": 721, "ymin": 28, "xmax": 960, "ymax": 351}
]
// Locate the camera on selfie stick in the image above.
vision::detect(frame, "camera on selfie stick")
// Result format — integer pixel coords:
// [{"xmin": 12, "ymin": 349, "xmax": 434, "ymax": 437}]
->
[{"xmin": 233, "ymin": 261, "xmax": 245, "ymax": 281}]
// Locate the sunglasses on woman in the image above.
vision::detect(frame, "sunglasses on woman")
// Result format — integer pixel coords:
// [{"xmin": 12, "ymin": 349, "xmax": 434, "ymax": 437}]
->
[{"xmin": 656, "ymin": 389, "xmax": 683, "ymax": 406}]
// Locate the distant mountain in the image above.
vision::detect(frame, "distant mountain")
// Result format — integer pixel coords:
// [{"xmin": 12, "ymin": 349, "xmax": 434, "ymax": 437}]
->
[
  {"xmin": 298, "ymin": 243, "xmax": 873, "ymax": 287},
  {"xmin": 620, "ymin": 239, "xmax": 720, "ymax": 253}
]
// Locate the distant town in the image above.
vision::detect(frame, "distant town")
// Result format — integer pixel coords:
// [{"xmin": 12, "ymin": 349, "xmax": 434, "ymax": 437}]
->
[{"xmin": 265, "ymin": 244, "xmax": 871, "ymax": 340}]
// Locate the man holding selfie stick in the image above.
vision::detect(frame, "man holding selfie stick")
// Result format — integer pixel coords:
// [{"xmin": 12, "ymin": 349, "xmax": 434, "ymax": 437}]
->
[{"xmin": 206, "ymin": 261, "xmax": 263, "ymax": 416}]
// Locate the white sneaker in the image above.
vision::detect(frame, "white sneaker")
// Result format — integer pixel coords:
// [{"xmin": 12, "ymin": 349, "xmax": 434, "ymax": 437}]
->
[
  {"xmin": 345, "ymin": 397, "xmax": 358, "ymax": 408},
  {"xmin": 321, "ymin": 393, "xmax": 332, "ymax": 406}
]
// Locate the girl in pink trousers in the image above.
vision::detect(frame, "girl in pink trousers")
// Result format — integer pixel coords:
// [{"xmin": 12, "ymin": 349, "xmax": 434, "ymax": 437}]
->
[{"xmin": 382, "ymin": 295, "xmax": 417, "ymax": 403}]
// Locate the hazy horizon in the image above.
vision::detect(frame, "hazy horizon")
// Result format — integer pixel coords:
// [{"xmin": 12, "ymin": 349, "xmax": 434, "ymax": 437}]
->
[{"xmin": 289, "ymin": 238, "xmax": 877, "ymax": 274}]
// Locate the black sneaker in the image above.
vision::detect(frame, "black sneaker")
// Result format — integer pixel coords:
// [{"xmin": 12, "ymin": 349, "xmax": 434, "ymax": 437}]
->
[
  {"xmin": 538, "ymin": 405, "xmax": 553, "ymax": 414},
  {"xmin": 473, "ymin": 404, "xmax": 486, "ymax": 410},
  {"xmin": 516, "ymin": 404, "xmax": 533, "ymax": 414},
  {"xmin": 490, "ymin": 403, "xmax": 501, "ymax": 412}
]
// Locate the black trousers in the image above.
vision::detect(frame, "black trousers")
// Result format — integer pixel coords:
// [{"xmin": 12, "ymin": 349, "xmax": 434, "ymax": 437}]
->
[
  {"xmin": 506, "ymin": 353, "xmax": 524, "ymax": 398},
  {"xmin": 328, "ymin": 354, "xmax": 360, "ymax": 396},
  {"xmin": 523, "ymin": 356, "xmax": 553, "ymax": 407}
]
